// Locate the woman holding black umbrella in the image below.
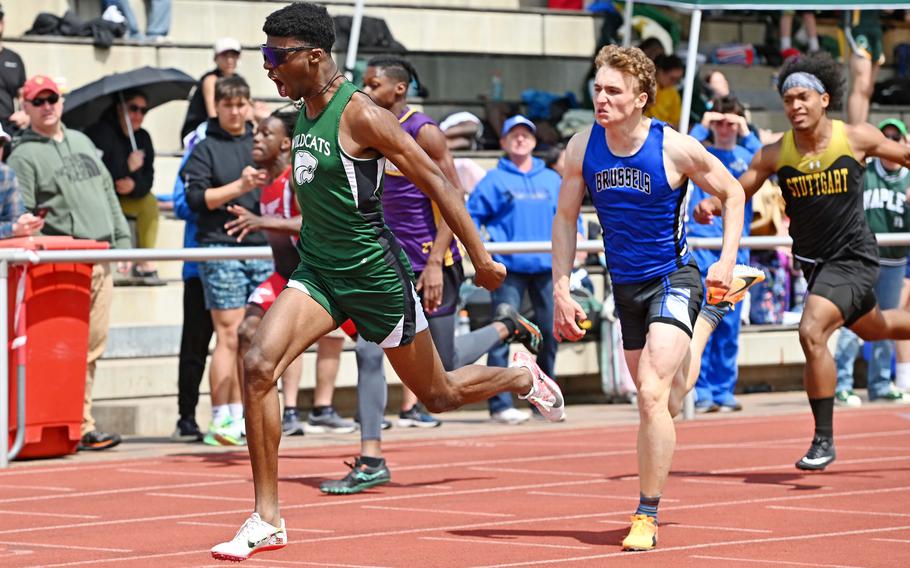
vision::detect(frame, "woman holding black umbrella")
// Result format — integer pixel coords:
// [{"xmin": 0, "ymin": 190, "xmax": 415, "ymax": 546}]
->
[{"xmin": 86, "ymin": 89, "xmax": 161, "ymax": 285}]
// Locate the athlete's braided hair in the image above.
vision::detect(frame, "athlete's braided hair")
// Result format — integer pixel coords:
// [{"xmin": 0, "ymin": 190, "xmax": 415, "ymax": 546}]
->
[
  {"xmin": 777, "ymin": 51, "xmax": 844, "ymax": 111},
  {"xmin": 367, "ymin": 55, "xmax": 429, "ymax": 97}
]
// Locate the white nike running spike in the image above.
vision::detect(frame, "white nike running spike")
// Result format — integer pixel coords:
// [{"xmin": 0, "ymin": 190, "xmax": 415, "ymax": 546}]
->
[
  {"xmin": 706, "ymin": 264, "xmax": 765, "ymax": 306},
  {"xmin": 211, "ymin": 512, "xmax": 287, "ymax": 562},
  {"xmin": 513, "ymin": 351, "xmax": 566, "ymax": 422}
]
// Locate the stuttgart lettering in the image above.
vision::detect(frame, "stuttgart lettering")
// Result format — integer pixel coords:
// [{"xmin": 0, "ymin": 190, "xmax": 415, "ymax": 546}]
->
[{"xmin": 785, "ymin": 168, "xmax": 849, "ymax": 198}]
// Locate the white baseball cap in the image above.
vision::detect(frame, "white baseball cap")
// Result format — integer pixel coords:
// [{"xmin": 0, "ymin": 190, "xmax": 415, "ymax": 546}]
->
[{"xmin": 214, "ymin": 37, "xmax": 241, "ymax": 56}]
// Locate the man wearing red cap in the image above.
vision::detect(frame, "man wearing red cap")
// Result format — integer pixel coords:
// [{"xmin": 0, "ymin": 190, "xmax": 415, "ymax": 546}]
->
[{"xmin": 7, "ymin": 75, "xmax": 130, "ymax": 451}]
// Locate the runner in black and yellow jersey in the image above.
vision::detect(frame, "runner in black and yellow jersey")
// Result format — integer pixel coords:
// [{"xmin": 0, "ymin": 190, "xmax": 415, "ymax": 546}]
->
[
  {"xmin": 695, "ymin": 53, "xmax": 910, "ymax": 473},
  {"xmin": 211, "ymin": 3, "xmax": 565, "ymax": 562}
]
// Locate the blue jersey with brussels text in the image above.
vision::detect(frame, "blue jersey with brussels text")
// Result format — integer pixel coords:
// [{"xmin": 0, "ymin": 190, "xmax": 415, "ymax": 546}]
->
[{"xmin": 582, "ymin": 119, "xmax": 691, "ymax": 284}]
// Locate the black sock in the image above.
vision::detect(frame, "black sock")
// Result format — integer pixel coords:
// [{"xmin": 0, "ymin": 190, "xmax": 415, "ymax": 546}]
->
[
  {"xmin": 312, "ymin": 405, "xmax": 331, "ymax": 417},
  {"xmin": 809, "ymin": 397, "xmax": 834, "ymax": 440},
  {"xmin": 360, "ymin": 456, "xmax": 384, "ymax": 468}
]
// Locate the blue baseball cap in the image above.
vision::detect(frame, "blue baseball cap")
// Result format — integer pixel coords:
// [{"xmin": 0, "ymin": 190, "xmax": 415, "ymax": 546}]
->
[{"xmin": 501, "ymin": 115, "xmax": 536, "ymax": 136}]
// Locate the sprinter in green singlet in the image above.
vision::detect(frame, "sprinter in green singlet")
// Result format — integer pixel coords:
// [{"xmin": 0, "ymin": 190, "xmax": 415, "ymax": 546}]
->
[{"xmin": 210, "ymin": 3, "xmax": 566, "ymax": 561}]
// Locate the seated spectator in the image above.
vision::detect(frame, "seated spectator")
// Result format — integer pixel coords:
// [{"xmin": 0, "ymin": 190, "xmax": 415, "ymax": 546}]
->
[
  {"xmin": 0, "ymin": 126, "xmax": 43, "ymax": 238},
  {"xmin": 181, "ymin": 37, "xmax": 243, "ymax": 141},
  {"xmin": 86, "ymin": 89, "xmax": 162, "ymax": 284},
  {"xmin": 690, "ymin": 95, "xmax": 763, "ymax": 154},
  {"xmin": 645, "ymin": 54, "xmax": 684, "ymax": 129},
  {"xmin": 780, "ymin": 11, "xmax": 819, "ymax": 60},
  {"xmin": 704, "ymin": 69, "xmax": 730, "ymax": 99},
  {"xmin": 8, "ymin": 75, "xmax": 129, "ymax": 451},
  {"xmin": 182, "ymin": 75, "xmax": 273, "ymax": 445},
  {"xmin": 102, "ymin": 0, "xmax": 171, "ymax": 41},
  {"xmin": 0, "ymin": 5, "xmax": 28, "ymax": 158}
]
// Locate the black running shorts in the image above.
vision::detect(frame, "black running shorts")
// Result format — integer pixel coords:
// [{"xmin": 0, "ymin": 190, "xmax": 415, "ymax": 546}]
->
[
  {"xmin": 801, "ymin": 256, "xmax": 879, "ymax": 326},
  {"xmin": 612, "ymin": 262, "xmax": 704, "ymax": 351}
]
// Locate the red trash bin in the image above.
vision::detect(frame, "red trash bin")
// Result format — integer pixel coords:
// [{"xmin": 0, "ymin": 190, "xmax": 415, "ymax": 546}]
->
[{"xmin": 2, "ymin": 236, "xmax": 110, "ymax": 459}]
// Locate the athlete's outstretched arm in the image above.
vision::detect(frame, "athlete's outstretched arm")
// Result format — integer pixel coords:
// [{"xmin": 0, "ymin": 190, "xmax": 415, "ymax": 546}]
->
[
  {"xmin": 849, "ymin": 121, "xmax": 910, "ymax": 166},
  {"xmin": 349, "ymin": 100, "xmax": 505, "ymax": 291},
  {"xmin": 552, "ymin": 129, "xmax": 590, "ymax": 343},
  {"xmin": 692, "ymin": 142, "xmax": 777, "ymax": 223},
  {"xmin": 666, "ymin": 129, "xmax": 745, "ymax": 290},
  {"xmin": 414, "ymin": 123, "xmax": 464, "ymax": 311}
]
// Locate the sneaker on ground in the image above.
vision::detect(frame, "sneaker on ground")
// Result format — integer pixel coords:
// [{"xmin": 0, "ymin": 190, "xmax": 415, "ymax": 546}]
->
[
  {"xmin": 513, "ymin": 351, "xmax": 566, "ymax": 422},
  {"xmin": 717, "ymin": 399, "xmax": 743, "ymax": 412},
  {"xmin": 835, "ymin": 389, "xmax": 862, "ymax": 408},
  {"xmin": 354, "ymin": 413, "xmax": 392, "ymax": 430},
  {"xmin": 706, "ymin": 264, "xmax": 766, "ymax": 307},
  {"xmin": 493, "ymin": 303, "xmax": 542, "ymax": 355},
  {"xmin": 171, "ymin": 417, "xmax": 203, "ymax": 442},
  {"xmin": 398, "ymin": 404, "xmax": 441, "ymax": 428},
  {"xmin": 210, "ymin": 512, "xmax": 287, "ymax": 561},
  {"xmin": 282, "ymin": 408, "xmax": 305, "ymax": 436},
  {"xmin": 305, "ymin": 407, "xmax": 359, "ymax": 434},
  {"xmin": 694, "ymin": 400, "xmax": 719, "ymax": 414},
  {"xmin": 319, "ymin": 457, "xmax": 391, "ymax": 495},
  {"xmin": 869, "ymin": 385, "xmax": 910, "ymax": 404},
  {"xmin": 214, "ymin": 415, "xmax": 246, "ymax": 446},
  {"xmin": 491, "ymin": 407, "xmax": 531, "ymax": 425},
  {"xmin": 77, "ymin": 430, "xmax": 121, "ymax": 451},
  {"xmin": 622, "ymin": 514, "xmax": 658, "ymax": 551},
  {"xmin": 795, "ymin": 434, "xmax": 836, "ymax": 471}
]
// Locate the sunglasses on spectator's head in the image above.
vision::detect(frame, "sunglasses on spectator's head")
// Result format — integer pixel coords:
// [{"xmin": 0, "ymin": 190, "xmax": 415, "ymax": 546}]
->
[
  {"xmin": 260, "ymin": 44, "xmax": 318, "ymax": 68},
  {"xmin": 127, "ymin": 104, "xmax": 149, "ymax": 115},
  {"xmin": 884, "ymin": 130, "xmax": 904, "ymax": 142},
  {"xmin": 29, "ymin": 93, "xmax": 60, "ymax": 107}
]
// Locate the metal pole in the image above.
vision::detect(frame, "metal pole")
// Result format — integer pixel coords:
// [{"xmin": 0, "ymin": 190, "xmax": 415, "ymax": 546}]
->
[
  {"xmin": 0, "ymin": 260, "xmax": 8, "ymax": 468},
  {"xmin": 343, "ymin": 0, "xmax": 366, "ymax": 80},
  {"xmin": 621, "ymin": 0, "xmax": 634, "ymax": 48},
  {"xmin": 679, "ymin": 9, "xmax": 702, "ymax": 135}
]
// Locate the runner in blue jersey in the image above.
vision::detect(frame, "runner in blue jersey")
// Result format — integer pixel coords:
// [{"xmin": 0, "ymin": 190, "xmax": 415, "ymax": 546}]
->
[{"xmin": 551, "ymin": 45, "xmax": 762, "ymax": 551}]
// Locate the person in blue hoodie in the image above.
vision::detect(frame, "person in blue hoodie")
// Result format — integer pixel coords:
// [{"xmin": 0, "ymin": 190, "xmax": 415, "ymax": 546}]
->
[
  {"xmin": 685, "ymin": 96, "xmax": 756, "ymax": 413},
  {"xmin": 468, "ymin": 115, "xmax": 564, "ymax": 423}
]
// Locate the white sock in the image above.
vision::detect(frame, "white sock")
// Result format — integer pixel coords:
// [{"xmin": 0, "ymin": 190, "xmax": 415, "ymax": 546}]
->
[
  {"xmin": 229, "ymin": 403, "xmax": 244, "ymax": 419},
  {"xmin": 780, "ymin": 37, "xmax": 792, "ymax": 50},
  {"xmin": 808, "ymin": 36, "xmax": 820, "ymax": 52},
  {"xmin": 896, "ymin": 363, "xmax": 910, "ymax": 390},
  {"xmin": 212, "ymin": 404, "xmax": 229, "ymax": 424}
]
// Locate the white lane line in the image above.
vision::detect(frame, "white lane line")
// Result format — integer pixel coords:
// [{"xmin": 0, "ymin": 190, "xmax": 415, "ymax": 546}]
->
[
  {"xmin": 0, "ymin": 485, "xmax": 74, "ymax": 493},
  {"xmin": 681, "ymin": 478, "xmax": 822, "ymax": 488},
  {"xmin": 526, "ymin": 490, "xmax": 680, "ymax": 503},
  {"xmin": 872, "ymin": 537, "xmax": 910, "ymax": 544},
  {"xmin": 0, "ymin": 510, "xmax": 98, "ymax": 519},
  {"xmin": 177, "ymin": 521, "xmax": 333, "ymax": 533},
  {"xmin": 709, "ymin": 454, "xmax": 910, "ymax": 475},
  {"xmin": 248, "ymin": 559, "xmax": 392, "ymax": 568},
  {"xmin": 768, "ymin": 505, "xmax": 910, "ymax": 518},
  {"xmin": 0, "ymin": 540, "xmax": 131, "ymax": 553},
  {"xmin": 146, "ymin": 492, "xmax": 250, "ymax": 502},
  {"xmin": 465, "ymin": 524, "xmax": 910, "ymax": 568},
  {"xmin": 362, "ymin": 505, "xmax": 513, "ymax": 518},
  {"xmin": 28, "ymin": 548, "xmax": 210, "ymax": 567},
  {"xmin": 597, "ymin": 519, "xmax": 772, "ymax": 534},
  {"xmin": 469, "ymin": 467, "xmax": 603, "ymax": 478},
  {"xmin": 117, "ymin": 468, "xmax": 244, "ymax": 479},
  {"xmin": 0, "ymin": 460, "xmax": 158, "ymax": 478},
  {"xmin": 689, "ymin": 554, "xmax": 864, "ymax": 568},
  {"xmin": 420, "ymin": 536, "xmax": 590, "ymax": 550},
  {"xmin": 0, "ymin": 479, "xmax": 240, "ymax": 505}
]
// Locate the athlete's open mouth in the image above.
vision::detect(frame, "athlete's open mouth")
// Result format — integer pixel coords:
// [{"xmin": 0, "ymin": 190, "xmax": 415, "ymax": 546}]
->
[{"xmin": 270, "ymin": 75, "xmax": 287, "ymax": 98}]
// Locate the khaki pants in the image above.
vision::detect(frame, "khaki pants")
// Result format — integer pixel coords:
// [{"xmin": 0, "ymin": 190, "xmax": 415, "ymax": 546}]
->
[{"xmin": 84, "ymin": 263, "xmax": 113, "ymax": 435}]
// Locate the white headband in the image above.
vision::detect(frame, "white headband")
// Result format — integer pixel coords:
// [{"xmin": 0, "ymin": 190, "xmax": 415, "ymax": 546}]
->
[{"xmin": 780, "ymin": 72, "xmax": 826, "ymax": 95}]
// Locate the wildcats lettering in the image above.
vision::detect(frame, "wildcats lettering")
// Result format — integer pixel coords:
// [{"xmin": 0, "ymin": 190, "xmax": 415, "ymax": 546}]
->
[
  {"xmin": 785, "ymin": 168, "xmax": 850, "ymax": 199},
  {"xmin": 292, "ymin": 133, "xmax": 331, "ymax": 157},
  {"xmin": 594, "ymin": 167, "xmax": 651, "ymax": 194}
]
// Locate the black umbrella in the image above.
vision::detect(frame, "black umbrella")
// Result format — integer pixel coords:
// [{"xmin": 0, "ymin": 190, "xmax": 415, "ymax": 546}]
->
[{"xmin": 62, "ymin": 66, "xmax": 195, "ymax": 149}]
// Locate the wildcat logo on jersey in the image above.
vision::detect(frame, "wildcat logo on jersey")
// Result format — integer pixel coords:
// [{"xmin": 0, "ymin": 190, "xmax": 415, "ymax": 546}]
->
[
  {"xmin": 294, "ymin": 150, "xmax": 318, "ymax": 185},
  {"xmin": 593, "ymin": 167, "xmax": 651, "ymax": 194}
]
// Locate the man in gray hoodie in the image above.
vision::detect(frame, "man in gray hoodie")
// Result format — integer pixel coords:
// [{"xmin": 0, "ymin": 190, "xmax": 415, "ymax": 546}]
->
[{"xmin": 7, "ymin": 75, "xmax": 130, "ymax": 451}]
